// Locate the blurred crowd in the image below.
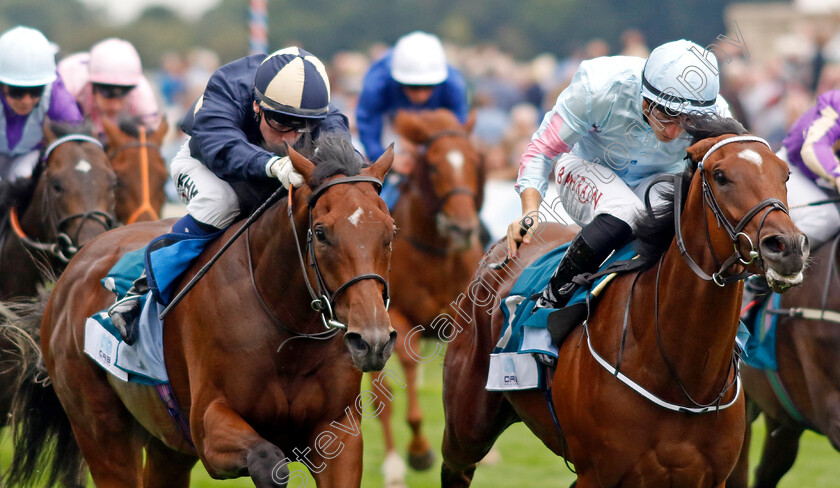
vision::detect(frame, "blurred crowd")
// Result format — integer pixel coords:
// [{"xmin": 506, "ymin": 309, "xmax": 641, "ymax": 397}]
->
[{"xmin": 139, "ymin": 26, "xmax": 840, "ymax": 187}]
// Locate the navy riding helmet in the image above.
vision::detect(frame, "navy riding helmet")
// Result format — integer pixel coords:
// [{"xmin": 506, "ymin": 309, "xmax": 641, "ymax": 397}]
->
[{"xmin": 253, "ymin": 46, "xmax": 331, "ymax": 120}]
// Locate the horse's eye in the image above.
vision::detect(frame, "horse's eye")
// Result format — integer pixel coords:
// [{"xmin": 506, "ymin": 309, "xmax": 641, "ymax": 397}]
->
[
  {"xmin": 51, "ymin": 181, "xmax": 64, "ymax": 194},
  {"xmin": 713, "ymin": 170, "xmax": 728, "ymax": 186},
  {"xmin": 786, "ymin": 170, "xmax": 791, "ymax": 183},
  {"xmin": 314, "ymin": 228, "xmax": 328, "ymax": 243}
]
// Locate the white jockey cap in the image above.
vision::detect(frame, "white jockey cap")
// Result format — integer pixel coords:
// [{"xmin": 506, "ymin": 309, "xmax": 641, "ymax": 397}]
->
[
  {"xmin": 89, "ymin": 38, "xmax": 143, "ymax": 87},
  {"xmin": 641, "ymin": 39, "xmax": 720, "ymax": 116},
  {"xmin": 0, "ymin": 26, "xmax": 57, "ymax": 87},
  {"xmin": 391, "ymin": 31, "xmax": 448, "ymax": 86}
]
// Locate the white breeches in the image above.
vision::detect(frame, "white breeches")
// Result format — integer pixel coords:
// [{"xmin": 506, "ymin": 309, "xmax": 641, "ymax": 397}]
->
[{"xmin": 170, "ymin": 138, "xmax": 240, "ymax": 229}]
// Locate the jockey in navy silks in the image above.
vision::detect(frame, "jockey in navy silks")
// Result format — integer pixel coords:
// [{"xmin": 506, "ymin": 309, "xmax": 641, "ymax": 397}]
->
[
  {"xmin": 506, "ymin": 40, "xmax": 731, "ymax": 309},
  {"xmin": 356, "ymin": 31, "xmax": 469, "ymax": 209},
  {"xmin": 108, "ymin": 47, "xmax": 351, "ymax": 344}
]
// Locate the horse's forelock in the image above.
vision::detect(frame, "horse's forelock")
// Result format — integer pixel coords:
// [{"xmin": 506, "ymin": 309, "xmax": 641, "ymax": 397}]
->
[{"xmin": 308, "ymin": 135, "xmax": 364, "ymax": 188}]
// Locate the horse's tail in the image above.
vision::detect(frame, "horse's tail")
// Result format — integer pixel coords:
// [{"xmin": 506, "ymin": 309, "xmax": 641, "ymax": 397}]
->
[{"xmin": 2, "ymin": 289, "xmax": 87, "ymax": 488}]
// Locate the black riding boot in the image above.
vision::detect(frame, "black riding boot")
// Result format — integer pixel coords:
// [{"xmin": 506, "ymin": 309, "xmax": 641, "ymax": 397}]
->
[
  {"xmin": 536, "ymin": 214, "xmax": 633, "ymax": 309},
  {"xmin": 740, "ymin": 275, "xmax": 771, "ymax": 332},
  {"xmin": 107, "ymin": 271, "xmax": 149, "ymax": 345}
]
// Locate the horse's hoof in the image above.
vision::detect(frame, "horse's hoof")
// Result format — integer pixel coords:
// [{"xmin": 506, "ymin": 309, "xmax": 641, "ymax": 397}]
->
[
  {"xmin": 407, "ymin": 448, "xmax": 435, "ymax": 471},
  {"xmin": 383, "ymin": 450, "xmax": 407, "ymax": 488}
]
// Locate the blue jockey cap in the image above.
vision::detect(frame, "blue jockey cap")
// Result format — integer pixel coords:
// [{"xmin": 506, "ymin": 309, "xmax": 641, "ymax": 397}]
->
[{"xmin": 254, "ymin": 47, "xmax": 330, "ymax": 119}]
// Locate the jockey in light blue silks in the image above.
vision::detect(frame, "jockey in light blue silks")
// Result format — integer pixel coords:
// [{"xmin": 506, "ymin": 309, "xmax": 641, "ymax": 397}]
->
[
  {"xmin": 356, "ymin": 31, "xmax": 468, "ymax": 209},
  {"xmin": 107, "ymin": 47, "xmax": 351, "ymax": 345},
  {"xmin": 0, "ymin": 26, "xmax": 82, "ymax": 183},
  {"xmin": 506, "ymin": 40, "xmax": 731, "ymax": 309}
]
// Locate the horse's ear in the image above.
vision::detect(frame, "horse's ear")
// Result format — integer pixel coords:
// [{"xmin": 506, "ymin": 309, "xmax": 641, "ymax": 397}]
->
[
  {"xmin": 150, "ymin": 117, "xmax": 169, "ymax": 144},
  {"xmin": 393, "ymin": 110, "xmax": 431, "ymax": 144},
  {"xmin": 364, "ymin": 144, "xmax": 394, "ymax": 183},
  {"xmin": 686, "ymin": 134, "xmax": 729, "ymax": 163},
  {"xmin": 287, "ymin": 143, "xmax": 316, "ymax": 183},
  {"xmin": 464, "ymin": 108, "xmax": 478, "ymax": 134},
  {"xmin": 42, "ymin": 117, "xmax": 56, "ymax": 144},
  {"xmin": 101, "ymin": 117, "xmax": 123, "ymax": 149}
]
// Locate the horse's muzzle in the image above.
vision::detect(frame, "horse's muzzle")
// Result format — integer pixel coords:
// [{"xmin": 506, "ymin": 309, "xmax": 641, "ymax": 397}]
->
[
  {"xmin": 761, "ymin": 232, "xmax": 809, "ymax": 292},
  {"xmin": 344, "ymin": 329, "xmax": 398, "ymax": 372}
]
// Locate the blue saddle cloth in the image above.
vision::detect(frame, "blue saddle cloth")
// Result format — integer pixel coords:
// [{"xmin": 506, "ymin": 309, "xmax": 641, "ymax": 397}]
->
[{"xmin": 743, "ymin": 293, "xmax": 781, "ymax": 371}]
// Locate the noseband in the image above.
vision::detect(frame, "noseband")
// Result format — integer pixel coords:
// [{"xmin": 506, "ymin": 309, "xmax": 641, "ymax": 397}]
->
[
  {"xmin": 288, "ymin": 175, "xmax": 390, "ymax": 330},
  {"xmin": 674, "ymin": 135, "xmax": 789, "ymax": 286},
  {"xmin": 9, "ymin": 135, "xmax": 115, "ymax": 263}
]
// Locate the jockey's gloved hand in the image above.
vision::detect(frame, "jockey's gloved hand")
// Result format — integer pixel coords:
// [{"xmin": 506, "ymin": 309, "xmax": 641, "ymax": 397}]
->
[{"xmin": 266, "ymin": 156, "xmax": 304, "ymax": 189}]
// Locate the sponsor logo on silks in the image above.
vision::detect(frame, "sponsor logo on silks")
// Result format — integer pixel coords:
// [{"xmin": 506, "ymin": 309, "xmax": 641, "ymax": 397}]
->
[
  {"xmin": 176, "ymin": 174, "xmax": 198, "ymax": 202},
  {"xmin": 555, "ymin": 167, "xmax": 604, "ymax": 208},
  {"xmin": 504, "ymin": 357, "xmax": 518, "ymax": 385},
  {"xmin": 98, "ymin": 334, "xmax": 114, "ymax": 365}
]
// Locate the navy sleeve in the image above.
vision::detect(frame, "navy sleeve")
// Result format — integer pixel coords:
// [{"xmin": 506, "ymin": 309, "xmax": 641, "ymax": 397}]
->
[
  {"xmin": 187, "ymin": 57, "xmax": 274, "ymax": 181},
  {"xmin": 444, "ymin": 66, "xmax": 469, "ymax": 123},
  {"xmin": 356, "ymin": 59, "xmax": 392, "ymax": 162}
]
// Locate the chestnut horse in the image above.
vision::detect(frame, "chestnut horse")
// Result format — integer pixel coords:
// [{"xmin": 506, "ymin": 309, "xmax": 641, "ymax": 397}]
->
[
  {"xmin": 5, "ymin": 136, "xmax": 396, "ymax": 487},
  {"xmin": 0, "ymin": 119, "xmax": 117, "ymax": 300},
  {"xmin": 440, "ymin": 120, "xmax": 809, "ymax": 488},
  {"xmin": 102, "ymin": 117, "xmax": 169, "ymax": 224},
  {"xmin": 728, "ymin": 234, "xmax": 840, "ymax": 488},
  {"xmin": 372, "ymin": 109, "xmax": 483, "ymax": 478}
]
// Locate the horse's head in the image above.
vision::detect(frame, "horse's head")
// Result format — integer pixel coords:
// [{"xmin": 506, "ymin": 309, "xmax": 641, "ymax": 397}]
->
[
  {"xmin": 686, "ymin": 133, "xmax": 808, "ymax": 292},
  {"xmin": 102, "ymin": 117, "xmax": 169, "ymax": 224},
  {"xmin": 32, "ymin": 119, "xmax": 117, "ymax": 260},
  {"xmin": 394, "ymin": 109, "xmax": 483, "ymax": 250},
  {"xmin": 288, "ymin": 137, "xmax": 397, "ymax": 372}
]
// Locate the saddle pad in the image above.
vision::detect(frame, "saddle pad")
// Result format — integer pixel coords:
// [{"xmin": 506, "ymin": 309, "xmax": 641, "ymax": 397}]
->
[
  {"xmin": 84, "ymin": 295, "xmax": 168, "ymax": 385},
  {"xmin": 486, "ymin": 242, "xmax": 637, "ymax": 392},
  {"xmin": 743, "ymin": 293, "xmax": 781, "ymax": 371}
]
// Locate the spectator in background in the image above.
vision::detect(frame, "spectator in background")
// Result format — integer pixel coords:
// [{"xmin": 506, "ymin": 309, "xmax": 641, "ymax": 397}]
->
[
  {"xmin": 58, "ymin": 38, "xmax": 160, "ymax": 144},
  {"xmin": 356, "ymin": 31, "xmax": 469, "ymax": 209},
  {"xmin": 0, "ymin": 26, "xmax": 81, "ymax": 182}
]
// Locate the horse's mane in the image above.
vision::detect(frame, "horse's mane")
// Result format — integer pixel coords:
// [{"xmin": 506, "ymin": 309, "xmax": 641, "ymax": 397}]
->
[
  {"xmin": 308, "ymin": 134, "xmax": 365, "ymax": 187},
  {"xmin": 116, "ymin": 116, "xmax": 146, "ymax": 138},
  {"xmin": 633, "ymin": 114, "xmax": 748, "ymax": 268}
]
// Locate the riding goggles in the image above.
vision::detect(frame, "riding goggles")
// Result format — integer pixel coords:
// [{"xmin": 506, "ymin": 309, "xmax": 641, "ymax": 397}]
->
[
  {"xmin": 4, "ymin": 84, "xmax": 45, "ymax": 99},
  {"xmin": 93, "ymin": 83, "xmax": 136, "ymax": 99},
  {"xmin": 261, "ymin": 109, "xmax": 314, "ymax": 133}
]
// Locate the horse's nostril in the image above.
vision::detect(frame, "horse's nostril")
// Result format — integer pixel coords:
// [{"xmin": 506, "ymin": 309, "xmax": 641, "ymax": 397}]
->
[{"xmin": 344, "ymin": 332, "xmax": 370, "ymax": 354}]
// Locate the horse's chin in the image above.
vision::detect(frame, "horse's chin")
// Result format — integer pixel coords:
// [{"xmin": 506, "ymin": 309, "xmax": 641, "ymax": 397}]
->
[{"xmin": 765, "ymin": 268, "xmax": 804, "ymax": 293}]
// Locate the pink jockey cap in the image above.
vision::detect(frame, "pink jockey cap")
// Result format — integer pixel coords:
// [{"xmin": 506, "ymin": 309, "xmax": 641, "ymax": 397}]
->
[{"xmin": 89, "ymin": 38, "xmax": 142, "ymax": 86}]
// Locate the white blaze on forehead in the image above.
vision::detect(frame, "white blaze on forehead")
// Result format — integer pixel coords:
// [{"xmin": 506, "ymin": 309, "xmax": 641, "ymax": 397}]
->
[
  {"xmin": 75, "ymin": 160, "xmax": 92, "ymax": 173},
  {"xmin": 738, "ymin": 149, "xmax": 763, "ymax": 167},
  {"xmin": 348, "ymin": 207, "xmax": 364, "ymax": 226},
  {"xmin": 447, "ymin": 150, "xmax": 464, "ymax": 176}
]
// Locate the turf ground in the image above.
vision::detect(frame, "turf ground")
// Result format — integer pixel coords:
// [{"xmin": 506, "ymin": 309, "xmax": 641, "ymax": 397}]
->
[{"xmin": 1, "ymin": 340, "xmax": 837, "ymax": 487}]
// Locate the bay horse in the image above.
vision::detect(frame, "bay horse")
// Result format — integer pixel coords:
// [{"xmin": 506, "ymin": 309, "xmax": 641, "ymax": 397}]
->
[
  {"xmin": 0, "ymin": 119, "xmax": 117, "ymax": 300},
  {"xmin": 372, "ymin": 109, "xmax": 483, "ymax": 480},
  {"xmin": 728, "ymin": 234, "xmax": 840, "ymax": 488},
  {"xmin": 5, "ymin": 135, "xmax": 396, "ymax": 487},
  {"xmin": 440, "ymin": 118, "xmax": 809, "ymax": 488},
  {"xmin": 102, "ymin": 117, "xmax": 169, "ymax": 224}
]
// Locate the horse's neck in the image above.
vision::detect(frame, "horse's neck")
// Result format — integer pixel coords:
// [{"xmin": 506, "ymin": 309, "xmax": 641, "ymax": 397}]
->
[
  {"xmin": 249, "ymin": 197, "xmax": 321, "ymax": 332},
  {"xmin": 652, "ymin": 197, "xmax": 742, "ymax": 393}
]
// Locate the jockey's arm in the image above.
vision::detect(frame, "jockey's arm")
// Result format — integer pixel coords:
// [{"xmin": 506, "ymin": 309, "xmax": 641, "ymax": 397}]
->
[
  {"xmin": 800, "ymin": 103, "xmax": 840, "ymax": 187},
  {"xmin": 356, "ymin": 64, "xmax": 390, "ymax": 162}
]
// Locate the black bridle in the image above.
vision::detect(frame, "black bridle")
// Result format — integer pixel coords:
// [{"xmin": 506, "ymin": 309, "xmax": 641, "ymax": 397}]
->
[
  {"xmin": 288, "ymin": 175, "xmax": 390, "ymax": 330},
  {"xmin": 650, "ymin": 135, "xmax": 789, "ymax": 286}
]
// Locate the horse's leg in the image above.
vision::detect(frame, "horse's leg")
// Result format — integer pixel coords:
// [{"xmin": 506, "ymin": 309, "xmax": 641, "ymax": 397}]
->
[
  {"xmin": 199, "ymin": 399, "xmax": 290, "ymax": 487},
  {"xmin": 727, "ymin": 398, "xmax": 761, "ymax": 488},
  {"xmin": 143, "ymin": 436, "xmax": 197, "ymax": 488},
  {"xmin": 390, "ymin": 308, "xmax": 434, "ymax": 471},
  {"xmin": 308, "ymin": 421, "xmax": 364, "ymax": 488},
  {"xmin": 752, "ymin": 415, "xmax": 803, "ymax": 488},
  {"xmin": 371, "ymin": 370, "xmax": 407, "ymax": 487}
]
